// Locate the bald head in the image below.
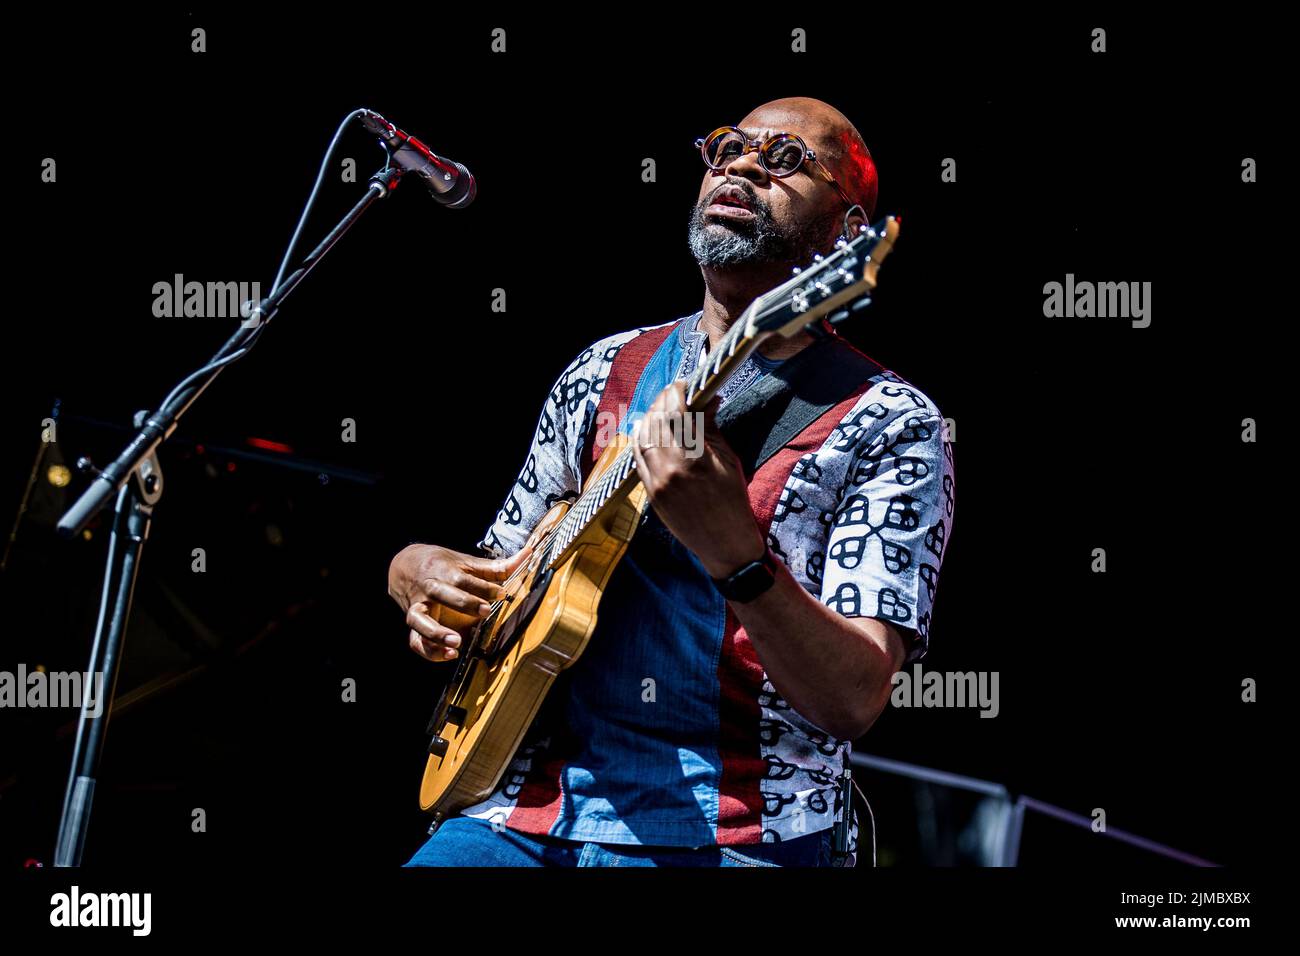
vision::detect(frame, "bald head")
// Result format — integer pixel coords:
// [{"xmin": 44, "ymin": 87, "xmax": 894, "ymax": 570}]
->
[
  {"xmin": 688, "ymin": 96, "xmax": 878, "ymax": 273},
  {"xmin": 737, "ymin": 97, "xmax": 878, "ymax": 219}
]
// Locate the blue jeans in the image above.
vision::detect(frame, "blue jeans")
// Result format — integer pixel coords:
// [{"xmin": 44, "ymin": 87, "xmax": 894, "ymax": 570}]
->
[{"xmin": 404, "ymin": 815, "xmax": 837, "ymax": 867}]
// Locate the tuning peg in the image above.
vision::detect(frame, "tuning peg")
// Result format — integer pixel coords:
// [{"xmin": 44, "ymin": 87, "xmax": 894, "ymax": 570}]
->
[
  {"xmin": 791, "ymin": 266, "xmax": 802, "ymax": 275},
  {"xmin": 834, "ymin": 238, "xmax": 848, "ymax": 250},
  {"xmin": 828, "ymin": 309, "xmax": 850, "ymax": 325},
  {"xmin": 851, "ymin": 295, "xmax": 873, "ymax": 312},
  {"xmin": 812, "ymin": 253, "xmax": 824, "ymax": 262},
  {"xmin": 858, "ymin": 224, "xmax": 870, "ymax": 234},
  {"xmin": 76, "ymin": 457, "xmax": 101, "ymax": 477}
]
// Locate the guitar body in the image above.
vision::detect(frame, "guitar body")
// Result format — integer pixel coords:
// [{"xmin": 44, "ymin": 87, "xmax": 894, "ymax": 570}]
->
[{"xmin": 418, "ymin": 434, "xmax": 648, "ymax": 822}]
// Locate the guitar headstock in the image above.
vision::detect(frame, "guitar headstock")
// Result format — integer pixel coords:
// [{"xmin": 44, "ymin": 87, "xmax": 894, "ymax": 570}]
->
[{"xmin": 746, "ymin": 215, "xmax": 900, "ymax": 339}]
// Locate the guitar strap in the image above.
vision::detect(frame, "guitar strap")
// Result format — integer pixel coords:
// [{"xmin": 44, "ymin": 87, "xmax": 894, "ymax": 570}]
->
[{"xmin": 714, "ymin": 328, "xmax": 883, "ymax": 479}]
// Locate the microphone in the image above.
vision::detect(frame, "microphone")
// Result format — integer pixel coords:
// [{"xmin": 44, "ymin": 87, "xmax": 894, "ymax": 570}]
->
[{"xmin": 357, "ymin": 109, "xmax": 476, "ymax": 208}]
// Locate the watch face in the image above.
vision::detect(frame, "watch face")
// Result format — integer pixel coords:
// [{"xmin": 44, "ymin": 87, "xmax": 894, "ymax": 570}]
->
[{"xmin": 716, "ymin": 552, "xmax": 777, "ymax": 603}]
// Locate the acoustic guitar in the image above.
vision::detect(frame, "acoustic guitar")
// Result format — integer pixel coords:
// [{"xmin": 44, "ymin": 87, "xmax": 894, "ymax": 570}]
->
[{"xmin": 418, "ymin": 217, "xmax": 900, "ymax": 829}]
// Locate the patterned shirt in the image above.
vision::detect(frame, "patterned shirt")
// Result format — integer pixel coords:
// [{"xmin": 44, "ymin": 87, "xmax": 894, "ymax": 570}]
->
[{"xmin": 462, "ymin": 312, "xmax": 955, "ymax": 856}]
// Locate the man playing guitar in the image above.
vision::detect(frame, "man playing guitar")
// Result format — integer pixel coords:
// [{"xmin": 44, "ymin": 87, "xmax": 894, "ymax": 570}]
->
[{"xmin": 389, "ymin": 97, "xmax": 954, "ymax": 867}]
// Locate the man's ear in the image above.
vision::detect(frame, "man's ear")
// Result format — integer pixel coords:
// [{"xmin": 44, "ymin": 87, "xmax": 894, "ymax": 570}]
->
[{"xmin": 839, "ymin": 203, "xmax": 868, "ymax": 241}]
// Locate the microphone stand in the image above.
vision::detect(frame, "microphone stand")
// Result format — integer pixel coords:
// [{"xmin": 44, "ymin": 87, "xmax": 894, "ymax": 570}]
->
[{"xmin": 51, "ymin": 164, "xmax": 405, "ymax": 867}]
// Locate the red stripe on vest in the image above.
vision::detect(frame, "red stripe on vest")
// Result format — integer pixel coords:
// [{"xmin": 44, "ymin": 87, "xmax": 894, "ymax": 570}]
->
[
  {"xmin": 579, "ymin": 322, "xmax": 679, "ymax": 484},
  {"xmin": 715, "ymin": 338, "xmax": 883, "ymax": 843},
  {"xmin": 499, "ymin": 753, "xmax": 568, "ymax": 837}
]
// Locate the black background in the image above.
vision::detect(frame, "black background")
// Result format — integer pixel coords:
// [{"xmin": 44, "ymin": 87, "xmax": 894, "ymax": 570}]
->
[{"xmin": 0, "ymin": 7, "xmax": 1281, "ymax": 902}]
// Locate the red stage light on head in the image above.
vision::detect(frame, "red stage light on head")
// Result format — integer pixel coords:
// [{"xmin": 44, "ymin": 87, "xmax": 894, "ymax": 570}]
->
[{"xmin": 226, "ymin": 461, "xmax": 237, "ymax": 473}]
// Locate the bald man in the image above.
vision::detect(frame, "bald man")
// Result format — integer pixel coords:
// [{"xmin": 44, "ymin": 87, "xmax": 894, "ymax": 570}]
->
[{"xmin": 392, "ymin": 98, "xmax": 955, "ymax": 867}]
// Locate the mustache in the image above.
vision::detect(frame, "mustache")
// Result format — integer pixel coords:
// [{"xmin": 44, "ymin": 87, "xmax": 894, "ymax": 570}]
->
[{"xmin": 700, "ymin": 179, "xmax": 769, "ymax": 216}]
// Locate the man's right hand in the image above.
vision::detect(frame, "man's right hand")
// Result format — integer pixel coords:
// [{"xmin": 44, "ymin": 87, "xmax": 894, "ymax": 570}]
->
[{"xmin": 388, "ymin": 543, "xmax": 531, "ymax": 662}]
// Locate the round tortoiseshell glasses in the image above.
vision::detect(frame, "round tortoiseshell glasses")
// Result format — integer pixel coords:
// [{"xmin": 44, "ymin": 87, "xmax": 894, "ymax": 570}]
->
[{"xmin": 694, "ymin": 126, "xmax": 856, "ymax": 208}]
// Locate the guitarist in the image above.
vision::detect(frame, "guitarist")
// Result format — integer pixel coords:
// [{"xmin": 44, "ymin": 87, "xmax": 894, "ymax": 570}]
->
[{"xmin": 390, "ymin": 97, "xmax": 955, "ymax": 867}]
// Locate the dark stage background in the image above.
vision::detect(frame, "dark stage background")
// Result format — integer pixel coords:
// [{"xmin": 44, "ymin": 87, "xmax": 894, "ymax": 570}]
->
[{"xmin": 0, "ymin": 10, "xmax": 1280, "ymax": 876}]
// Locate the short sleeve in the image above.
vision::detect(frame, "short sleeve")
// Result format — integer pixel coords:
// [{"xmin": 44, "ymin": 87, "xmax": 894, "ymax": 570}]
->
[
  {"xmin": 819, "ymin": 395, "xmax": 955, "ymax": 662},
  {"xmin": 475, "ymin": 331, "xmax": 638, "ymax": 558}
]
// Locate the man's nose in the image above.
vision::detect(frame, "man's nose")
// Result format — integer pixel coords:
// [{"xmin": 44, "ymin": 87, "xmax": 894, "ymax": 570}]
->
[{"xmin": 721, "ymin": 146, "xmax": 770, "ymax": 187}]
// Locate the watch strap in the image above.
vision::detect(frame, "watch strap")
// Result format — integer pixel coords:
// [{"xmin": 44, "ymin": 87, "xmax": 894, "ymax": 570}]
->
[{"xmin": 711, "ymin": 549, "xmax": 778, "ymax": 603}]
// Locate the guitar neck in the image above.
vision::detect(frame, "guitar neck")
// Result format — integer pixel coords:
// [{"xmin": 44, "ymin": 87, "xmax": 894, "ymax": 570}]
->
[{"xmin": 682, "ymin": 306, "xmax": 777, "ymax": 409}]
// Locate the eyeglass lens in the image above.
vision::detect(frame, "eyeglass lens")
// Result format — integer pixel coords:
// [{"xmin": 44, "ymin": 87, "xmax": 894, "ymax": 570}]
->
[{"xmin": 704, "ymin": 129, "xmax": 806, "ymax": 176}]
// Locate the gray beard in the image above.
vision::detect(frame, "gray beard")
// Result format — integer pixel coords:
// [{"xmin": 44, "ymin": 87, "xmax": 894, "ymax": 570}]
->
[{"xmin": 687, "ymin": 195, "xmax": 834, "ymax": 269}]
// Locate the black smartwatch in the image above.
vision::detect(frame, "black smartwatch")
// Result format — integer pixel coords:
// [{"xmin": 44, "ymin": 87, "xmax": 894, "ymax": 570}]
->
[{"xmin": 711, "ymin": 549, "xmax": 778, "ymax": 603}]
